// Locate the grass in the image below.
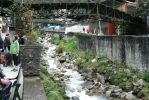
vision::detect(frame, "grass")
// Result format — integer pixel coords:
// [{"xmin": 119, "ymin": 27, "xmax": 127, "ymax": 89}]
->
[
  {"xmin": 40, "ymin": 68, "xmax": 65, "ymax": 100},
  {"xmin": 49, "ymin": 35, "xmax": 64, "ymax": 45}
]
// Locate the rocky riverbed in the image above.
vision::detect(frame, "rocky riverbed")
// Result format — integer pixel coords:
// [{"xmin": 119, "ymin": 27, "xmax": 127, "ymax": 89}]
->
[{"xmin": 39, "ymin": 35, "xmax": 143, "ymax": 100}]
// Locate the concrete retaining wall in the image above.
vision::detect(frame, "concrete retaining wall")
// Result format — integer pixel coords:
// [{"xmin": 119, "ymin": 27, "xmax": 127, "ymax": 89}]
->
[{"xmin": 77, "ymin": 35, "xmax": 149, "ymax": 71}]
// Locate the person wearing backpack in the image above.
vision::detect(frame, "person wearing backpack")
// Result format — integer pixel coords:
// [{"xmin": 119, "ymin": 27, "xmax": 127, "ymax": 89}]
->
[{"xmin": 4, "ymin": 34, "xmax": 11, "ymax": 52}]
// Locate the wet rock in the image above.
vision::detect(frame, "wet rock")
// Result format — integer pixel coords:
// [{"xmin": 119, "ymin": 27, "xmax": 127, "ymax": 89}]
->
[
  {"xmin": 41, "ymin": 59, "xmax": 48, "ymax": 66},
  {"xmin": 58, "ymin": 73, "xmax": 64, "ymax": 78},
  {"xmin": 83, "ymin": 81, "xmax": 94, "ymax": 89},
  {"xmin": 65, "ymin": 63, "xmax": 75, "ymax": 69},
  {"xmin": 87, "ymin": 88, "xmax": 99, "ymax": 96},
  {"xmin": 63, "ymin": 95, "xmax": 70, "ymax": 100},
  {"xmin": 96, "ymin": 73, "xmax": 105, "ymax": 84},
  {"xmin": 65, "ymin": 58, "xmax": 70, "ymax": 63},
  {"xmin": 59, "ymin": 56, "xmax": 66, "ymax": 63},
  {"xmin": 133, "ymin": 86, "xmax": 141, "ymax": 94},
  {"xmin": 61, "ymin": 69, "xmax": 67, "ymax": 73},
  {"xmin": 111, "ymin": 92, "xmax": 121, "ymax": 98},
  {"xmin": 137, "ymin": 79, "xmax": 144, "ymax": 86},
  {"xmin": 125, "ymin": 92, "xmax": 138, "ymax": 100},
  {"xmin": 94, "ymin": 82, "xmax": 101, "ymax": 87},
  {"xmin": 133, "ymin": 82, "xmax": 139, "ymax": 87},
  {"xmin": 120, "ymin": 92, "xmax": 126, "ymax": 99},
  {"xmin": 106, "ymin": 90, "xmax": 112, "ymax": 97},
  {"xmin": 72, "ymin": 96, "xmax": 79, "ymax": 100},
  {"xmin": 114, "ymin": 89, "xmax": 122, "ymax": 93},
  {"xmin": 44, "ymin": 47, "xmax": 49, "ymax": 50},
  {"xmin": 137, "ymin": 90, "xmax": 145, "ymax": 98},
  {"xmin": 51, "ymin": 53, "xmax": 56, "ymax": 58},
  {"xmin": 91, "ymin": 58, "xmax": 96, "ymax": 63},
  {"xmin": 100, "ymin": 85, "xmax": 109, "ymax": 93},
  {"xmin": 86, "ymin": 69, "xmax": 93, "ymax": 78},
  {"xmin": 54, "ymin": 77, "xmax": 60, "ymax": 81}
]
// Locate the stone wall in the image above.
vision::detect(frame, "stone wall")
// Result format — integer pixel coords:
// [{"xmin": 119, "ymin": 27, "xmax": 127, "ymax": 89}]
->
[
  {"xmin": 77, "ymin": 35, "xmax": 149, "ymax": 71},
  {"xmin": 20, "ymin": 45, "xmax": 42, "ymax": 76}
]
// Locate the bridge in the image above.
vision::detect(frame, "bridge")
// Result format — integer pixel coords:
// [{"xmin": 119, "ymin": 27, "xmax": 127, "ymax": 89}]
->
[
  {"xmin": 10, "ymin": 0, "xmax": 141, "ymax": 25},
  {"xmin": 1, "ymin": 0, "xmax": 146, "ymax": 35},
  {"xmin": 1, "ymin": 0, "xmax": 142, "ymax": 24}
]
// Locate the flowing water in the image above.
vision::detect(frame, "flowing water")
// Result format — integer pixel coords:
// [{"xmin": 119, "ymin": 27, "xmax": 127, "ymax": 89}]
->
[{"xmin": 42, "ymin": 39, "xmax": 107, "ymax": 100}]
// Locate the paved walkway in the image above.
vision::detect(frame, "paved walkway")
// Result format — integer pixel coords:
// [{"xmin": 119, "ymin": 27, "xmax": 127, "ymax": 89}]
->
[{"xmin": 23, "ymin": 77, "xmax": 47, "ymax": 100}]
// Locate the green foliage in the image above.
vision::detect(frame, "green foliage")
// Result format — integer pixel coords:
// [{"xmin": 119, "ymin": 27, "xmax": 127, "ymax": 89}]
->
[
  {"xmin": 55, "ymin": 45, "xmax": 64, "ymax": 54},
  {"xmin": 83, "ymin": 61, "xmax": 93, "ymax": 68},
  {"xmin": 84, "ymin": 51, "xmax": 95, "ymax": 60},
  {"xmin": 55, "ymin": 35, "xmax": 145, "ymax": 93},
  {"xmin": 98, "ymin": 63, "xmax": 108, "ymax": 74},
  {"xmin": 74, "ymin": 59, "xmax": 85, "ymax": 66},
  {"xmin": 40, "ymin": 68, "xmax": 64, "ymax": 100},
  {"xmin": 75, "ymin": 50, "xmax": 86, "ymax": 58},
  {"xmin": 143, "ymin": 84, "xmax": 149, "ymax": 94},
  {"xmin": 27, "ymin": 30, "xmax": 41, "ymax": 44},
  {"xmin": 136, "ymin": 0, "xmax": 149, "ymax": 17},
  {"xmin": 143, "ymin": 72, "xmax": 149, "ymax": 83},
  {"xmin": 110, "ymin": 72, "xmax": 133, "ymax": 91},
  {"xmin": 9, "ymin": 3, "xmax": 30, "ymax": 15},
  {"xmin": 40, "ymin": 67, "xmax": 49, "ymax": 76},
  {"xmin": 63, "ymin": 37, "xmax": 78, "ymax": 53},
  {"xmin": 49, "ymin": 35, "xmax": 64, "ymax": 45},
  {"xmin": 75, "ymin": 33, "xmax": 82, "ymax": 38}
]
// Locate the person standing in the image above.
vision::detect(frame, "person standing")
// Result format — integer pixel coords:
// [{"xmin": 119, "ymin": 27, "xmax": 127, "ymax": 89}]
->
[
  {"xmin": 4, "ymin": 34, "xmax": 11, "ymax": 52},
  {"xmin": 10, "ymin": 36, "xmax": 20, "ymax": 71},
  {"xmin": 0, "ymin": 35, "xmax": 4, "ymax": 52}
]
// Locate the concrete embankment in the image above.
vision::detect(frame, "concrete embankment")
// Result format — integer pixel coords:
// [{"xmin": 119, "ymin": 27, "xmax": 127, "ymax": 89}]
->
[{"xmin": 23, "ymin": 77, "xmax": 47, "ymax": 100}]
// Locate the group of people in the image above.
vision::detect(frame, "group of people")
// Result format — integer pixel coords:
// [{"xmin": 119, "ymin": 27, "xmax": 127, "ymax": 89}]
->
[
  {"xmin": 0, "ymin": 33, "xmax": 20, "ymax": 99},
  {"xmin": 0, "ymin": 34, "xmax": 20, "ymax": 71}
]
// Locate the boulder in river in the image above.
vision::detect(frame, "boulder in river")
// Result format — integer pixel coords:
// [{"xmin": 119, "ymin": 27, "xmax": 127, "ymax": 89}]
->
[
  {"xmin": 59, "ymin": 56, "xmax": 66, "ymax": 63},
  {"xmin": 125, "ymin": 92, "xmax": 138, "ymax": 100},
  {"xmin": 72, "ymin": 96, "xmax": 79, "ymax": 100},
  {"xmin": 96, "ymin": 73, "xmax": 105, "ymax": 84}
]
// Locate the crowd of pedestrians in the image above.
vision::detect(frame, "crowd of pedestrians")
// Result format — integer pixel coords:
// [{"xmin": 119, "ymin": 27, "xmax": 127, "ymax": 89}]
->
[
  {"xmin": 0, "ymin": 32, "xmax": 25, "ymax": 99},
  {"xmin": 0, "ymin": 33, "xmax": 23, "ymax": 71}
]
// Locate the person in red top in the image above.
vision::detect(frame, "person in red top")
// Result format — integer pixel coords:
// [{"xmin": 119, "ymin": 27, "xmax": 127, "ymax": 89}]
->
[{"xmin": 86, "ymin": 26, "xmax": 91, "ymax": 34}]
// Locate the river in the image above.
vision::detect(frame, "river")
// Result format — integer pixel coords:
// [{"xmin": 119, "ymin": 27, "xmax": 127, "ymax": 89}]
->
[{"xmin": 42, "ymin": 39, "xmax": 107, "ymax": 100}]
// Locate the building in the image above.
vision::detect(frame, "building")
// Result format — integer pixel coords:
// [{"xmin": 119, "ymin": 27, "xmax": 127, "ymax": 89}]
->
[{"xmin": 116, "ymin": 0, "xmax": 138, "ymax": 15}]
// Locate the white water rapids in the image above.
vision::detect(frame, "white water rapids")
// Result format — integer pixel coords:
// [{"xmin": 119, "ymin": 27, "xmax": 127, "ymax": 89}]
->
[{"xmin": 42, "ymin": 39, "xmax": 107, "ymax": 100}]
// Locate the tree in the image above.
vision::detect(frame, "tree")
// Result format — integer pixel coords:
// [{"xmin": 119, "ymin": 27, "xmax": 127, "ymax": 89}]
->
[{"xmin": 136, "ymin": 0, "xmax": 149, "ymax": 18}]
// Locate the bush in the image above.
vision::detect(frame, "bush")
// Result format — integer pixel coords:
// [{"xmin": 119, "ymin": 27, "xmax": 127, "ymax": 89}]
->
[
  {"xmin": 64, "ymin": 37, "xmax": 78, "ymax": 52},
  {"xmin": 84, "ymin": 51, "xmax": 95, "ymax": 60},
  {"xmin": 74, "ymin": 59, "xmax": 85, "ymax": 66},
  {"xmin": 50, "ymin": 35, "xmax": 64, "ymax": 45},
  {"xmin": 28, "ymin": 30, "xmax": 41, "ymax": 43},
  {"xmin": 143, "ymin": 72, "xmax": 149, "ymax": 83},
  {"xmin": 56, "ymin": 46, "xmax": 64, "ymax": 54}
]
